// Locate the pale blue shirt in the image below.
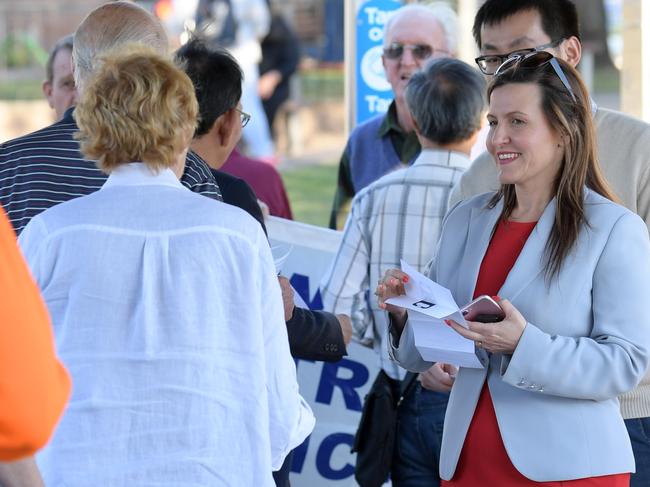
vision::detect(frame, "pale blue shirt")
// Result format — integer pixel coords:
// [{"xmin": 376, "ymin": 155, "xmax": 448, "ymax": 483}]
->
[{"xmin": 19, "ymin": 163, "xmax": 314, "ymax": 486}]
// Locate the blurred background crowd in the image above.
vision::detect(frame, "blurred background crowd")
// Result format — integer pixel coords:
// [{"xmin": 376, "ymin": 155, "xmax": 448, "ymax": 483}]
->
[{"xmin": 0, "ymin": 0, "xmax": 635, "ymax": 226}]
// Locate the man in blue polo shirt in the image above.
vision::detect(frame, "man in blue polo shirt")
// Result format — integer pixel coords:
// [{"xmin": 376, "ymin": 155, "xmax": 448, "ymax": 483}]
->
[{"xmin": 0, "ymin": 1, "xmax": 220, "ymax": 235}]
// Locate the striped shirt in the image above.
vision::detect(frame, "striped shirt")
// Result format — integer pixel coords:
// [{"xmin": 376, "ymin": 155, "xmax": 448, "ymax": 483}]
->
[
  {"xmin": 0, "ymin": 107, "xmax": 221, "ymax": 234},
  {"xmin": 320, "ymin": 149, "xmax": 470, "ymax": 379}
]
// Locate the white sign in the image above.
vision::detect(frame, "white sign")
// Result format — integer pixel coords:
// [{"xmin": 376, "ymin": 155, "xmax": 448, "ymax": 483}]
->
[{"xmin": 267, "ymin": 217, "xmax": 382, "ymax": 486}]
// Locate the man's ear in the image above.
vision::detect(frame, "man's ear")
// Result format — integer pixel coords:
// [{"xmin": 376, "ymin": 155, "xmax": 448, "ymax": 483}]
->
[
  {"xmin": 42, "ymin": 81, "xmax": 54, "ymax": 108},
  {"xmin": 560, "ymin": 36, "xmax": 581, "ymax": 68},
  {"xmin": 411, "ymin": 116, "xmax": 421, "ymax": 137},
  {"xmin": 220, "ymin": 108, "xmax": 240, "ymax": 149},
  {"xmin": 209, "ymin": 110, "xmax": 233, "ymax": 146}
]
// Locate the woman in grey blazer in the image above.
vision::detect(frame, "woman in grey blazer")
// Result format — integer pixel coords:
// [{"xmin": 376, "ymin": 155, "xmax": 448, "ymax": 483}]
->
[{"xmin": 377, "ymin": 53, "xmax": 650, "ymax": 485}]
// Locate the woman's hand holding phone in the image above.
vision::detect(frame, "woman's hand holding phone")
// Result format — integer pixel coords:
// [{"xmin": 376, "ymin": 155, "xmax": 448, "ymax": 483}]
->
[
  {"xmin": 461, "ymin": 295, "xmax": 505, "ymax": 323},
  {"xmin": 446, "ymin": 298, "xmax": 527, "ymax": 354}
]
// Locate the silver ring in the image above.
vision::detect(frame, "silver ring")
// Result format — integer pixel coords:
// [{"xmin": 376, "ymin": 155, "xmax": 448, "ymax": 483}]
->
[{"xmin": 476, "ymin": 340, "xmax": 483, "ymax": 348}]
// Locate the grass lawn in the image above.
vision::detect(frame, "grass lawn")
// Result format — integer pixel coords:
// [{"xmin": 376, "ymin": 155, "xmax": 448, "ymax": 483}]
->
[
  {"xmin": 280, "ymin": 163, "xmax": 338, "ymax": 227},
  {"xmin": 0, "ymin": 78, "xmax": 42, "ymax": 100}
]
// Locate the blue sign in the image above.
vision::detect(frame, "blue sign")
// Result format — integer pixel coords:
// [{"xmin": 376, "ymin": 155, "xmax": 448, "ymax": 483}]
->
[{"xmin": 355, "ymin": 0, "xmax": 401, "ymax": 126}]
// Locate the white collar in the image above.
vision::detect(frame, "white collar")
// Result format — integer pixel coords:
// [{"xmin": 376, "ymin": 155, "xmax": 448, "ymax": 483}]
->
[
  {"xmin": 413, "ymin": 149, "xmax": 472, "ymax": 170},
  {"xmin": 101, "ymin": 163, "xmax": 185, "ymax": 190}
]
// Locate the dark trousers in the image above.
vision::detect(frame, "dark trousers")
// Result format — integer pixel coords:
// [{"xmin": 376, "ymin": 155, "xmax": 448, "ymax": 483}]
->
[
  {"xmin": 392, "ymin": 382, "xmax": 449, "ymax": 487},
  {"xmin": 272, "ymin": 449, "xmax": 294, "ymax": 487},
  {"xmin": 625, "ymin": 417, "xmax": 650, "ymax": 487}
]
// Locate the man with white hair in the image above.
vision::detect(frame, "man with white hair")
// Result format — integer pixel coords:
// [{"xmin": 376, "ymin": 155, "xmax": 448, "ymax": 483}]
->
[
  {"xmin": 329, "ymin": 2, "xmax": 458, "ymax": 229},
  {"xmin": 0, "ymin": 1, "xmax": 221, "ymax": 235}
]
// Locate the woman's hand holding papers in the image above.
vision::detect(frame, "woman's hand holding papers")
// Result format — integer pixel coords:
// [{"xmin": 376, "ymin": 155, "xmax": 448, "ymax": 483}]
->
[
  {"xmin": 445, "ymin": 299, "xmax": 526, "ymax": 354},
  {"xmin": 376, "ymin": 268, "xmax": 410, "ymax": 335}
]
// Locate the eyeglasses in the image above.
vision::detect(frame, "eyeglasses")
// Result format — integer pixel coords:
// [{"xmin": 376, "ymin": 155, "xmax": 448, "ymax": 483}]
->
[
  {"xmin": 235, "ymin": 107, "xmax": 251, "ymax": 128},
  {"xmin": 474, "ymin": 39, "xmax": 564, "ymax": 75},
  {"xmin": 494, "ymin": 51, "xmax": 577, "ymax": 103},
  {"xmin": 383, "ymin": 42, "xmax": 447, "ymax": 61}
]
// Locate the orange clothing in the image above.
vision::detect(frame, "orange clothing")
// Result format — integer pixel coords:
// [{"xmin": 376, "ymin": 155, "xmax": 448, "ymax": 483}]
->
[{"xmin": 0, "ymin": 207, "xmax": 70, "ymax": 460}]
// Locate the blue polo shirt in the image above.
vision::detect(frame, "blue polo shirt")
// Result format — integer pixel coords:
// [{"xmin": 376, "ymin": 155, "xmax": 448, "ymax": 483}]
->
[{"xmin": 0, "ymin": 107, "xmax": 221, "ymax": 234}]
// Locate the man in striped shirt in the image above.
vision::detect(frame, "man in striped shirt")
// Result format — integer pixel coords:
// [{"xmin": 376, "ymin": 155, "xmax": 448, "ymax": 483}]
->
[
  {"xmin": 0, "ymin": 2, "xmax": 220, "ymax": 235},
  {"xmin": 320, "ymin": 58, "xmax": 486, "ymax": 486}
]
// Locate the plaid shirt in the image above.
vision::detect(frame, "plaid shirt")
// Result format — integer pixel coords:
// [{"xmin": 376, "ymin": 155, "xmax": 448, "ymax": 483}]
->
[{"xmin": 321, "ymin": 149, "xmax": 470, "ymax": 379}]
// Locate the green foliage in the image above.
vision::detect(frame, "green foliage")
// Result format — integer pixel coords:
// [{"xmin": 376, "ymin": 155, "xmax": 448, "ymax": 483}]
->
[
  {"xmin": 300, "ymin": 68, "xmax": 344, "ymax": 102},
  {"xmin": 0, "ymin": 34, "xmax": 48, "ymax": 68},
  {"xmin": 0, "ymin": 79, "xmax": 43, "ymax": 100},
  {"xmin": 280, "ymin": 163, "xmax": 338, "ymax": 227}
]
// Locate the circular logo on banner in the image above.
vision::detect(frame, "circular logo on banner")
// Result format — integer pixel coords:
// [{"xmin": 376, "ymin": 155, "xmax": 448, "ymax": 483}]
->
[{"xmin": 360, "ymin": 45, "xmax": 391, "ymax": 92}]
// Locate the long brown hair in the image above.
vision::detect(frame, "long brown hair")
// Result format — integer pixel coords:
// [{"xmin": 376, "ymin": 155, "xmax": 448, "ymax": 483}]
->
[{"xmin": 487, "ymin": 57, "xmax": 617, "ymax": 280}]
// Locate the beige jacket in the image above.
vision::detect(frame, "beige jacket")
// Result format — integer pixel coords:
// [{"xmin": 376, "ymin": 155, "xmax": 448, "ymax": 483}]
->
[{"xmin": 449, "ymin": 107, "xmax": 650, "ymax": 419}]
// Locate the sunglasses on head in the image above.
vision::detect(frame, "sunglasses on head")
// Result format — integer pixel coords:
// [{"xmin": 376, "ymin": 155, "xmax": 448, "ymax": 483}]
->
[
  {"xmin": 494, "ymin": 51, "xmax": 577, "ymax": 103},
  {"xmin": 474, "ymin": 39, "xmax": 564, "ymax": 75},
  {"xmin": 383, "ymin": 43, "xmax": 446, "ymax": 61}
]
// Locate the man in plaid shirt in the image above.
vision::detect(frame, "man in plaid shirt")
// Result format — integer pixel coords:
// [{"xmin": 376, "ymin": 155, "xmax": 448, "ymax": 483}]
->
[{"xmin": 321, "ymin": 58, "xmax": 486, "ymax": 486}]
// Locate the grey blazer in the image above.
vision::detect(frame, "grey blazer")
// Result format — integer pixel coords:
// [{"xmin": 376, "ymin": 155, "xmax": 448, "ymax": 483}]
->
[{"xmin": 390, "ymin": 189, "xmax": 650, "ymax": 482}]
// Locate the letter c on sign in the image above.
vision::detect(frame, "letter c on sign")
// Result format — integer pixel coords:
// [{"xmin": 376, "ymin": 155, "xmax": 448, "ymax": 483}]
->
[{"xmin": 316, "ymin": 433, "xmax": 355, "ymax": 480}]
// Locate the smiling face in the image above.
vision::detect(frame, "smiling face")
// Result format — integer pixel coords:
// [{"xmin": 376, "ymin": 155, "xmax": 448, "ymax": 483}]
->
[
  {"xmin": 487, "ymin": 82, "xmax": 564, "ymax": 192},
  {"xmin": 382, "ymin": 13, "xmax": 449, "ymax": 102}
]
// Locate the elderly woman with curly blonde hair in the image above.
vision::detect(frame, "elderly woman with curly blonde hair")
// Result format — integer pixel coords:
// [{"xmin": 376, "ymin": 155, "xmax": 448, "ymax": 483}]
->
[{"xmin": 18, "ymin": 46, "xmax": 313, "ymax": 486}]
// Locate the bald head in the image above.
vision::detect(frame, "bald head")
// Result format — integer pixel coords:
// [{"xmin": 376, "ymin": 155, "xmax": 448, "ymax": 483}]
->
[{"xmin": 73, "ymin": 1, "xmax": 169, "ymax": 92}]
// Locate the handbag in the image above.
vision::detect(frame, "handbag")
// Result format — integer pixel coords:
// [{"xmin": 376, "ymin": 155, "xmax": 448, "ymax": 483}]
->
[{"xmin": 352, "ymin": 370, "xmax": 418, "ymax": 487}]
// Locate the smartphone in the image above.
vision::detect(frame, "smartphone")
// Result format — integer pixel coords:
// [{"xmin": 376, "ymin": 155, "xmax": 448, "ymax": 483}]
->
[{"xmin": 461, "ymin": 295, "xmax": 505, "ymax": 323}]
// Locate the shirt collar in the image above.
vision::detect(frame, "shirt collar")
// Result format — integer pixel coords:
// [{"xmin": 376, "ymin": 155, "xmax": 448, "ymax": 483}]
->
[
  {"xmin": 101, "ymin": 163, "xmax": 185, "ymax": 190},
  {"xmin": 377, "ymin": 101, "xmax": 402, "ymax": 137},
  {"xmin": 63, "ymin": 106, "xmax": 76, "ymax": 123},
  {"xmin": 414, "ymin": 148, "xmax": 472, "ymax": 170}
]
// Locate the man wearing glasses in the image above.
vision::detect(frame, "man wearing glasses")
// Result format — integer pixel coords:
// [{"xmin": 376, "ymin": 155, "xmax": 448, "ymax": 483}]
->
[
  {"xmin": 447, "ymin": 1, "xmax": 650, "ymax": 485},
  {"xmin": 329, "ymin": 3, "xmax": 458, "ymax": 229}
]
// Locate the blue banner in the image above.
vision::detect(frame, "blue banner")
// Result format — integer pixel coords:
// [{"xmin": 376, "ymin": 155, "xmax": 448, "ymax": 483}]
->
[{"xmin": 355, "ymin": 0, "xmax": 401, "ymax": 126}]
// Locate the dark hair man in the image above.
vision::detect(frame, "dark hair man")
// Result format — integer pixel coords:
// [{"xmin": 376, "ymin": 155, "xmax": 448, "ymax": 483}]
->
[
  {"xmin": 321, "ymin": 57, "xmax": 486, "ymax": 487},
  {"xmin": 176, "ymin": 39, "xmax": 352, "ymax": 487},
  {"xmin": 177, "ymin": 39, "xmax": 292, "ymax": 221},
  {"xmin": 448, "ymin": 2, "xmax": 650, "ymax": 485},
  {"xmin": 41, "ymin": 35, "xmax": 76, "ymax": 120},
  {"xmin": 0, "ymin": 2, "xmax": 220, "ymax": 236}
]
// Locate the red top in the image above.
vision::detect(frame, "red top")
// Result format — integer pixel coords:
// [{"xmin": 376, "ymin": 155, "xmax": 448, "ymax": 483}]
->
[
  {"xmin": 221, "ymin": 149, "xmax": 293, "ymax": 220},
  {"xmin": 443, "ymin": 219, "xmax": 629, "ymax": 487}
]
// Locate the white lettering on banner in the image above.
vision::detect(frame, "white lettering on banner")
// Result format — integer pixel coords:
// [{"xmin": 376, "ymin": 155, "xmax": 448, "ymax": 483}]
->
[
  {"xmin": 368, "ymin": 26, "xmax": 384, "ymax": 42},
  {"xmin": 360, "ymin": 46, "xmax": 391, "ymax": 92},
  {"xmin": 267, "ymin": 217, "xmax": 384, "ymax": 486},
  {"xmin": 365, "ymin": 94, "xmax": 392, "ymax": 113},
  {"xmin": 363, "ymin": 6, "xmax": 390, "ymax": 25}
]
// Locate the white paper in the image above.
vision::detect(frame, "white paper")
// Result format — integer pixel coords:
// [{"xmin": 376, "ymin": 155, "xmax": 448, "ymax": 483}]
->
[
  {"xmin": 386, "ymin": 260, "xmax": 487, "ymax": 369},
  {"xmin": 271, "ymin": 243, "xmax": 293, "ymax": 274}
]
